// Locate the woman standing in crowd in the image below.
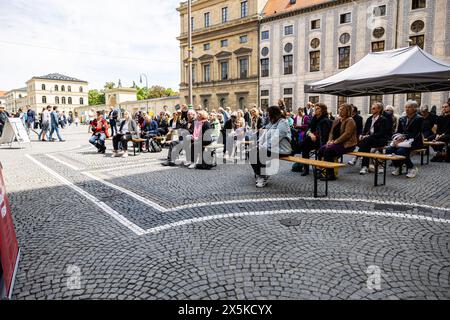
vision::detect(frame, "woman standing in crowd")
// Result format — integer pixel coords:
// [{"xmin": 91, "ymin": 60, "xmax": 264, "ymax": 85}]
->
[
  {"xmin": 318, "ymin": 103, "xmax": 358, "ymax": 181},
  {"xmin": 251, "ymin": 105, "xmax": 292, "ymax": 188}
]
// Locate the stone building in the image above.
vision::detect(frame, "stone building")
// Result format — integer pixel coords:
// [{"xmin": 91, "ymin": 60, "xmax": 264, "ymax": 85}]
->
[
  {"xmin": 259, "ymin": 0, "xmax": 450, "ymax": 116},
  {"xmin": 177, "ymin": 0, "xmax": 269, "ymax": 110},
  {"xmin": 26, "ymin": 73, "xmax": 89, "ymax": 115},
  {"xmin": 0, "ymin": 91, "xmax": 6, "ymax": 107},
  {"xmin": 4, "ymin": 87, "xmax": 27, "ymax": 114}
]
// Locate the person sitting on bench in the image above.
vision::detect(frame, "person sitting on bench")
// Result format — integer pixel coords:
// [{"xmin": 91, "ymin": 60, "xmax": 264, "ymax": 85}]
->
[
  {"xmin": 141, "ymin": 115, "xmax": 159, "ymax": 152},
  {"xmin": 251, "ymin": 105, "xmax": 292, "ymax": 188},
  {"xmin": 318, "ymin": 103, "xmax": 358, "ymax": 181},
  {"xmin": 112, "ymin": 111, "xmax": 138, "ymax": 158},
  {"xmin": 430, "ymin": 103, "xmax": 450, "ymax": 162},
  {"xmin": 357, "ymin": 102, "xmax": 390, "ymax": 175},
  {"xmin": 299, "ymin": 103, "xmax": 332, "ymax": 176},
  {"xmin": 386, "ymin": 100, "xmax": 424, "ymax": 178}
]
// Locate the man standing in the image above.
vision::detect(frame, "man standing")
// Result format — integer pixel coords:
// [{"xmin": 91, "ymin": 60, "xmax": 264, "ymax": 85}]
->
[
  {"xmin": 26, "ymin": 105, "xmax": 36, "ymax": 134},
  {"xmin": 108, "ymin": 106, "xmax": 119, "ymax": 137},
  {"xmin": 0, "ymin": 105, "xmax": 10, "ymax": 137},
  {"xmin": 49, "ymin": 106, "xmax": 65, "ymax": 142},
  {"xmin": 39, "ymin": 106, "xmax": 52, "ymax": 141}
]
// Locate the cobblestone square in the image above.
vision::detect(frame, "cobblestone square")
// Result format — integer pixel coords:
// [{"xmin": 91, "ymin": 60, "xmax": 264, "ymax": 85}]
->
[{"xmin": 1, "ymin": 125, "xmax": 449, "ymax": 300}]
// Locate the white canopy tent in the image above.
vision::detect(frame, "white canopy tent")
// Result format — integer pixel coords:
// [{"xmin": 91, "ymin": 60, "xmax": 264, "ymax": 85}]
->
[{"xmin": 304, "ymin": 46, "xmax": 450, "ymax": 97}]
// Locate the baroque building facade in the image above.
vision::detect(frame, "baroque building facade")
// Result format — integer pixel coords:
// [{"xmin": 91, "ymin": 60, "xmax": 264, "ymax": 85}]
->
[
  {"xmin": 177, "ymin": 0, "xmax": 269, "ymax": 110},
  {"xmin": 259, "ymin": 0, "xmax": 450, "ymax": 116}
]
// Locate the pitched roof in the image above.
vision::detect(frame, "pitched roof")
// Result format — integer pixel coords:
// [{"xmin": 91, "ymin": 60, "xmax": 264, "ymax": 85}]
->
[
  {"xmin": 263, "ymin": 0, "xmax": 332, "ymax": 16},
  {"xmin": 0, "ymin": 91, "xmax": 6, "ymax": 97},
  {"xmin": 32, "ymin": 73, "xmax": 88, "ymax": 83}
]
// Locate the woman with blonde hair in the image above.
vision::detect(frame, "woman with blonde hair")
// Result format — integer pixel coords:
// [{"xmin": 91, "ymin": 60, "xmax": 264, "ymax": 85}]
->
[
  {"xmin": 187, "ymin": 110, "xmax": 213, "ymax": 169},
  {"xmin": 317, "ymin": 103, "xmax": 357, "ymax": 181}
]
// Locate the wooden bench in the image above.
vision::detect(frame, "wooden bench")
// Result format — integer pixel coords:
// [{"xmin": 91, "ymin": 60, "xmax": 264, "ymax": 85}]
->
[
  {"xmin": 411, "ymin": 148, "xmax": 428, "ymax": 165},
  {"xmin": 131, "ymin": 138, "xmax": 145, "ymax": 156},
  {"xmin": 347, "ymin": 152, "xmax": 405, "ymax": 186},
  {"xmin": 280, "ymin": 156, "xmax": 346, "ymax": 198}
]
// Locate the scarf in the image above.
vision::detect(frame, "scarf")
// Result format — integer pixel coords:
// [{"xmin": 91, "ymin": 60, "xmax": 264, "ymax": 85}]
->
[{"xmin": 193, "ymin": 120, "xmax": 205, "ymax": 141}]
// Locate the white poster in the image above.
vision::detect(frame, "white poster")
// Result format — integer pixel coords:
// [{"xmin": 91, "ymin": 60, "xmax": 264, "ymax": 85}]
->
[{"xmin": 0, "ymin": 118, "xmax": 30, "ymax": 146}]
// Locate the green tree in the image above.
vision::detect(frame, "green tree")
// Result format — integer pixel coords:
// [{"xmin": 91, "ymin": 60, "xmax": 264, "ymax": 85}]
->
[
  {"xmin": 104, "ymin": 82, "xmax": 116, "ymax": 90},
  {"xmin": 88, "ymin": 90, "xmax": 106, "ymax": 106}
]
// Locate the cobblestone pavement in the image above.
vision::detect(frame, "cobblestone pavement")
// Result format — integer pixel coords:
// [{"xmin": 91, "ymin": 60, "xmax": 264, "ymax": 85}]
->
[{"xmin": 1, "ymin": 125, "xmax": 449, "ymax": 300}]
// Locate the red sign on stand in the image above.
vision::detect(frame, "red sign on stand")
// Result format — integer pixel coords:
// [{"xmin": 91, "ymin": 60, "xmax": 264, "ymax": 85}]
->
[{"xmin": 0, "ymin": 162, "xmax": 20, "ymax": 299}]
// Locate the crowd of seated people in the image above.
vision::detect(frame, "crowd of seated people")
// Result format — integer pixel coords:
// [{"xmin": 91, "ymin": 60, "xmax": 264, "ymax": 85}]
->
[{"xmin": 87, "ymin": 98, "xmax": 449, "ymax": 186}]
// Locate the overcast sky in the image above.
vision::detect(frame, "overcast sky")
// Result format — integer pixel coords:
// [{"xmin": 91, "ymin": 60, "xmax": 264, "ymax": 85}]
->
[{"xmin": 0, "ymin": 0, "xmax": 181, "ymax": 91}]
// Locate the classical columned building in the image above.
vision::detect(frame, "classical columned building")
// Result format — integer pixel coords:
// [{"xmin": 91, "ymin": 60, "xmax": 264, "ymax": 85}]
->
[
  {"xmin": 177, "ymin": 0, "xmax": 269, "ymax": 110},
  {"xmin": 259, "ymin": 0, "xmax": 450, "ymax": 116}
]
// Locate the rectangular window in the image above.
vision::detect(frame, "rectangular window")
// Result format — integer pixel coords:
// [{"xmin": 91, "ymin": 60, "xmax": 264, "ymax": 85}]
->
[
  {"xmin": 191, "ymin": 17, "xmax": 194, "ymax": 31},
  {"xmin": 261, "ymin": 90, "xmax": 269, "ymax": 97},
  {"xmin": 284, "ymin": 88, "xmax": 293, "ymax": 95},
  {"xmin": 222, "ymin": 7, "xmax": 228, "ymax": 23},
  {"xmin": 409, "ymin": 35, "xmax": 424, "ymax": 49},
  {"xmin": 284, "ymin": 98, "xmax": 293, "ymax": 111},
  {"xmin": 374, "ymin": 5, "xmax": 386, "ymax": 16},
  {"xmin": 261, "ymin": 30, "xmax": 270, "ymax": 40},
  {"xmin": 220, "ymin": 61, "xmax": 229, "ymax": 80},
  {"xmin": 283, "ymin": 55, "xmax": 293, "ymax": 75},
  {"xmin": 309, "ymin": 51, "xmax": 320, "ymax": 72},
  {"xmin": 260, "ymin": 58, "xmax": 269, "ymax": 77},
  {"xmin": 220, "ymin": 39, "xmax": 228, "ymax": 47},
  {"xmin": 412, "ymin": 0, "xmax": 426, "ymax": 10},
  {"xmin": 203, "ymin": 43, "xmax": 210, "ymax": 51},
  {"xmin": 338, "ymin": 46, "xmax": 351, "ymax": 69},
  {"xmin": 204, "ymin": 12, "xmax": 210, "ymax": 28},
  {"xmin": 192, "ymin": 65, "xmax": 196, "ymax": 83},
  {"xmin": 340, "ymin": 12, "xmax": 351, "ymax": 24},
  {"xmin": 241, "ymin": 1, "xmax": 248, "ymax": 18},
  {"xmin": 371, "ymin": 41, "xmax": 385, "ymax": 52},
  {"xmin": 309, "ymin": 96, "xmax": 320, "ymax": 104},
  {"xmin": 240, "ymin": 35, "xmax": 248, "ymax": 44},
  {"xmin": 337, "ymin": 96, "xmax": 348, "ymax": 113},
  {"xmin": 407, "ymin": 92, "xmax": 422, "ymax": 106},
  {"xmin": 311, "ymin": 19, "xmax": 320, "ymax": 30},
  {"xmin": 284, "ymin": 25, "xmax": 294, "ymax": 36},
  {"xmin": 261, "ymin": 99, "xmax": 269, "ymax": 109},
  {"xmin": 239, "ymin": 58, "xmax": 249, "ymax": 79},
  {"xmin": 203, "ymin": 64, "xmax": 211, "ymax": 82}
]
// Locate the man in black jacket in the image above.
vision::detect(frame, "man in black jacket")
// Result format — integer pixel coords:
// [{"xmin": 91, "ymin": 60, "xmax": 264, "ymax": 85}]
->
[
  {"xmin": 352, "ymin": 105, "xmax": 364, "ymax": 138},
  {"xmin": 386, "ymin": 101, "xmax": 424, "ymax": 178},
  {"xmin": 358, "ymin": 103, "xmax": 389, "ymax": 175},
  {"xmin": 430, "ymin": 103, "xmax": 450, "ymax": 162},
  {"xmin": 420, "ymin": 105, "xmax": 438, "ymax": 140}
]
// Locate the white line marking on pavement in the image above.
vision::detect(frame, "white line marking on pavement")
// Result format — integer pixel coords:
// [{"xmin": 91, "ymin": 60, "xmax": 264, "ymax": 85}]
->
[
  {"xmin": 26, "ymin": 154, "xmax": 146, "ymax": 236},
  {"xmin": 88, "ymin": 159, "xmax": 162, "ymax": 173},
  {"xmin": 46, "ymin": 154, "xmax": 81, "ymax": 171},
  {"xmin": 142, "ymin": 209, "xmax": 450, "ymax": 235}
]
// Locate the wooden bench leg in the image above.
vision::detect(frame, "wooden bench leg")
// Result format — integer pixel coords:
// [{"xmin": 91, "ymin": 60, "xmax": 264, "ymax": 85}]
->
[
  {"xmin": 313, "ymin": 167, "xmax": 328, "ymax": 198},
  {"xmin": 426, "ymin": 146, "xmax": 430, "ymax": 165},
  {"xmin": 421, "ymin": 151, "xmax": 424, "ymax": 166}
]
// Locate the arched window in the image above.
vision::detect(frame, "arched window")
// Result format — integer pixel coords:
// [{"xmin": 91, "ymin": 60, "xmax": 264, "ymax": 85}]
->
[
  {"xmin": 61, "ymin": 85, "xmax": 65, "ymax": 92},
  {"xmin": 42, "ymin": 96, "xmax": 47, "ymax": 103},
  {"xmin": 79, "ymin": 86, "xmax": 83, "ymax": 93},
  {"xmin": 42, "ymin": 84, "xmax": 46, "ymax": 91},
  {"xmin": 68, "ymin": 97, "xmax": 72, "ymax": 104},
  {"xmin": 80, "ymin": 97, "xmax": 84, "ymax": 105},
  {"xmin": 55, "ymin": 85, "xmax": 59, "ymax": 91},
  {"xmin": 68, "ymin": 86, "xmax": 72, "ymax": 92},
  {"xmin": 62, "ymin": 97, "xmax": 66, "ymax": 104},
  {"xmin": 55, "ymin": 96, "xmax": 60, "ymax": 104}
]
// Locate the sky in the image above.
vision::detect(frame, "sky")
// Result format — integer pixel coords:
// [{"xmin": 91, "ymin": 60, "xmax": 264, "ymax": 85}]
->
[{"xmin": 0, "ymin": 0, "xmax": 181, "ymax": 92}]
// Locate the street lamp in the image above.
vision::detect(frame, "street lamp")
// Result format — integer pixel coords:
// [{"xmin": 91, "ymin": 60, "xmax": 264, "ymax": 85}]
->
[
  {"xmin": 140, "ymin": 73, "xmax": 149, "ymax": 114},
  {"xmin": 187, "ymin": 0, "xmax": 193, "ymax": 106}
]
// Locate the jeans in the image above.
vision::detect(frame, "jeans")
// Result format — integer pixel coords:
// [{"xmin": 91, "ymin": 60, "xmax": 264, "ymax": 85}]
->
[
  {"xmin": 49, "ymin": 126, "xmax": 64, "ymax": 141},
  {"xmin": 385, "ymin": 146, "xmax": 413, "ymax": 169},
  {"xmin": 90, "ymin": 133, "xmax": 106, "ymax": 150},
  {"xmin": 358, "ymin": 137, "xmax": 387, "ymax": 167},
  {"xmin": 110, "ymin": 119, "xmax": 118, "ymax": 137}
]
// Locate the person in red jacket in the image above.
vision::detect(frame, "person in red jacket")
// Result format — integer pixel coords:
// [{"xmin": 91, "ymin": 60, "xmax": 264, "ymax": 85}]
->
[{"xmin": 89, "ymin": 111, "xmax": 108, "ymax": 154}]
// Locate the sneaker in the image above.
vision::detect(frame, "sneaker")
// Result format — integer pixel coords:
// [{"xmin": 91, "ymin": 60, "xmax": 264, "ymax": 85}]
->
[
  {"xmin": 183, "ymin": 161, "xmax": 192, "ymax": 167},
  {"xmin": 162, "ymin": 161, "xmax": 176, "ymax": 167},
  {"xmin": 368, "ymin": 164, "xmax": 375, "ymax": 173},
  {"xmin": 347, "ymin": 158, "xmax": 357, "ymax": 166},
  {"xmin": 360, "ymin": 167, "xmax": 369, "ymax": 175},
  {"xmin": 111, "ymin": 151, "xmax": 119, "ymax": 158},
  {"xmin": 122, "ymin": 152, "xmax": 129, "ymax": 158},
  {"xmin": 256, "ymin": 177, "xmax": 266, "ymax": 188},
  {"xmin": 378, "ymin": 167, "xmax": 384, "ymax": 174},
  {"xmin": 406, "ymin": 167, "xmax": 418, "ymax": 179},
  {"xmin": 188, "ymin": 164, "xmax": 196, "ymax": 169},
  {"xmin": 391, "ymin": 168, "xmax": 401, "ymax": 176}
]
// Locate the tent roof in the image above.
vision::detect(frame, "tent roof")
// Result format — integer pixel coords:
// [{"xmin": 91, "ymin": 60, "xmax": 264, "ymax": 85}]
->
[{"xmin": 304, "ymin": 46, "xmax": 450, "ymax": 97}]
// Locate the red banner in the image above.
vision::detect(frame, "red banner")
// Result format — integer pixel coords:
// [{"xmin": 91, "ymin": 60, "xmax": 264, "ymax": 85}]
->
[{"xmin": 0, "ymin": 162, "xmax": 19, "ymax": 299}]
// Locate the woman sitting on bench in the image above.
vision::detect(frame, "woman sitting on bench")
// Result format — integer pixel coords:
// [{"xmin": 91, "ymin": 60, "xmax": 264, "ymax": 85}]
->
[
  {"xmin": 251, "ymin": 105, "xmax": 292, "ymax": 188},
  {"xmin": 112, "ymin": 111, "xmax": 138, "ymax": 158},
  {"xmin": 318, "ymin": 103, "xmax": 357, "ymax": 181}
]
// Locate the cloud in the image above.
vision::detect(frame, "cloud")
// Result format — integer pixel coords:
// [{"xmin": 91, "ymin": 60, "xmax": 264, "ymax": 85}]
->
[{"xmin": 0, "ymin": 0, "xmax": 181, "ymax": 91}]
